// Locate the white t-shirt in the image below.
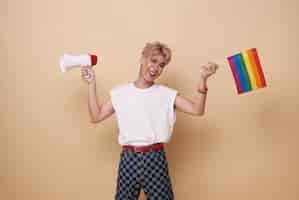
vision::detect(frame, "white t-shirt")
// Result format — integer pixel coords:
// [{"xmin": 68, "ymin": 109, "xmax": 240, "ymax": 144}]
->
[{"xmin": 110, "ymin": 82, "xmax": 178, "ymax": 146}]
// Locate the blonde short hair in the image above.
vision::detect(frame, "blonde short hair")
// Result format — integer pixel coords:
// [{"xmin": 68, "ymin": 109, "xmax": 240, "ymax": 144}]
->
[{"xmin": 141, "ymin": 41, "xmax": 172, "ymax": 65}]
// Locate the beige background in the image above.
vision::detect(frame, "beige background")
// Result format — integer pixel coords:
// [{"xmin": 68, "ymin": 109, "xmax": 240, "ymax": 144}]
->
[{"xmin": 1, "ymin": 0, "xmax": 299, "ymax": 199}]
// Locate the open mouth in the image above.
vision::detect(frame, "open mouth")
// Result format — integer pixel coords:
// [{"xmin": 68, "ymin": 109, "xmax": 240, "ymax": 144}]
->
[{"xmin": 149, "ymin": 71, "xmax": 156, "ymax": 77}]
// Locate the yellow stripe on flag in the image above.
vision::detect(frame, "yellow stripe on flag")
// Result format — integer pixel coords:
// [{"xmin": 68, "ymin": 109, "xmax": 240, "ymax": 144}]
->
[
  {"xmin": 241, "ymin": 51, "xmax": 257, "ymax": 90},
  {"xmin": 246, "ymin": 49, "xmax": 263, "ymax": 88}
]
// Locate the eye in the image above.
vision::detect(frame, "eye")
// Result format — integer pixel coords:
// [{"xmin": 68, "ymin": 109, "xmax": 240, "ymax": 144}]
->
[
  {"xmin": 151, "ymin": 58, "xmax": 157, "ymax": 63},
  {"xmin": 159, "ymin": 63, "xmax": 166, "ymax": 68}
]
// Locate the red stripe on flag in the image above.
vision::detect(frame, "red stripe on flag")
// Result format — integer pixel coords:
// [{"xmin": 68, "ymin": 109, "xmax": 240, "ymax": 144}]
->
[{"xmin": 251, "ymin": 48, "xmax": 266, "ymax": 87}]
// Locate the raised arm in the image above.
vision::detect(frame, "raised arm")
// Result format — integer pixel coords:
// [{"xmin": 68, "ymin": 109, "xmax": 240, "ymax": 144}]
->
[
  {"xmin": 81, "ymin": 66, "xmax": 115, "ymax": 123},
  {"xmin": 174, "ymin": 62, "xmax": 218, "ymax": 116}
]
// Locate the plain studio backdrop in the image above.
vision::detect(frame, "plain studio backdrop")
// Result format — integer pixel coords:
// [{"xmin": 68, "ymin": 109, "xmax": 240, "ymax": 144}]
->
[{"xmin": 1, "ymin": 0, "xmax": 298, "ymax": 199}]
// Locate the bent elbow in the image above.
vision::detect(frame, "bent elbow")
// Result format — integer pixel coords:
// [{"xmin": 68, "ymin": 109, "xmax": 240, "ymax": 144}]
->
[
  {"xmin": 90, "ymin": 117, "xmax": 101, "ymax": 124},
  {"xmin": 192, "ymin": 103, "xmax": 205, "ymax": 117},
  {"xmin": 197, "ymin": 110, "xmax": 205, "ymax": 116},
  {"xmin": 90, "ymin": 119, "xmax": 97, "ymax": 124}
]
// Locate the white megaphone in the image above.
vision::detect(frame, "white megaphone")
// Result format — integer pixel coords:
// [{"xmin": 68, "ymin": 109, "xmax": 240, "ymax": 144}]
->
[{"xmin": 59, "ymin": 54, "xmax": 98, "ymax": 72}]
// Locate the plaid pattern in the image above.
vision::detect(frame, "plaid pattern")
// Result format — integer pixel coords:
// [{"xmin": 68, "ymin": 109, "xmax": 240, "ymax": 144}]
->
[{"xmin": 115, "ymin": 149, "xmax": 174, "ymax": 200}]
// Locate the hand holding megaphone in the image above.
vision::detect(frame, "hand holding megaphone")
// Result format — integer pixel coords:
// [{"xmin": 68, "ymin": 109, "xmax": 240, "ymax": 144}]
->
[
  {"xmin": 59, "ymin": 54, "xmax": 98, "ymax": 73},
  {"xmin": 81, "ymin": 66, "xmax": 96, "ymax": 84}
]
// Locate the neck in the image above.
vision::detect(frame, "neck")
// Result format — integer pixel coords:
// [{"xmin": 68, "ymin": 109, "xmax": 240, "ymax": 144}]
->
[{"xmin": 134, "ymin": 77, "xmax": 154, "ymax": 89}]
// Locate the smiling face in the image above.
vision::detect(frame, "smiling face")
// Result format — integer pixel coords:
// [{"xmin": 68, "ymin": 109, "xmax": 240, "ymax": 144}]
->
[
  {"xmin": 138, "ymin": 42, "xmax": 171, "ymax": 84},
  {"xmin": 140, "ymin": 52, "xmax": 167, "ymax": 83}
]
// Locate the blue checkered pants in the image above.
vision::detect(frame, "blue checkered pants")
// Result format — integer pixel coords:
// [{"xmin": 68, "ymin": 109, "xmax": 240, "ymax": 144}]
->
[{"xmin": 115, "ymin": 148, "xmax": 174, "ymax": 200}]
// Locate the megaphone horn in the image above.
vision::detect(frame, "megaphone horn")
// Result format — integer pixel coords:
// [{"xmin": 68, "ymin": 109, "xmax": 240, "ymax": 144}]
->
[{"xmin": 59, "ymin": 54, "xmax": 98, "ymax": 73}]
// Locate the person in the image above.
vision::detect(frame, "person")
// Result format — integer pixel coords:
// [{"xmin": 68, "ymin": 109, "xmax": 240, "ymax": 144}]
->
[{"xmin": 81, "ymin": 41, "xmax": 218, "ymax": 199}]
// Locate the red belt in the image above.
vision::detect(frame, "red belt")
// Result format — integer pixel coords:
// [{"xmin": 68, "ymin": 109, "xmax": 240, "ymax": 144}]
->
[{"xmin": 122, "ymin": 143, "xmax": 164, "ymax": 152}]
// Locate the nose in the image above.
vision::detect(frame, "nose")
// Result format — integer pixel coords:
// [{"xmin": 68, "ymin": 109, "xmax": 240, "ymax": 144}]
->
[{"xmin": 151, "ymin": 64, "xmax": 159, "ymax": 72}]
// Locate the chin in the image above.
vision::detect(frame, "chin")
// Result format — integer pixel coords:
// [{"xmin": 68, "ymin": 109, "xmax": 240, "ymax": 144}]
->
[
  {"xmin": 142, "ymin": 74, "xmax": 154, "ymax": 83},
  {"xmin": 145, "ymin": 78, "xmax": 154, "ymax": 84}
]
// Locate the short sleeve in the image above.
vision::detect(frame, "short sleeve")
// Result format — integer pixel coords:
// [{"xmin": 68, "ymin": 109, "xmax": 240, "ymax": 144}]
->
[
  {"xmin": 109, "ymin": 87, "xmax": 119, "ymax": 112},
  {"xmin": 109, "ymin": 83, "xmax": 130, "ymax": 114},
  {"xmin": 166, "ymin": 87, "xmax": 178, "ymax": 133}
]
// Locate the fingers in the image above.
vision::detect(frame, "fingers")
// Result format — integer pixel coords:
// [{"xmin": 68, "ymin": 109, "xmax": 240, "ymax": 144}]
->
[
  {"xmin": 206, "ymin": 62, "xmax": 218, "ymax": 73},
  {"xmin": 81, "ymin": 66, "xmax": 95, "ymax": 83},
  {"xmin": 199, "ymin": 62, "xmax": 218, "ymax": 79},
  {"xmin": 81, "ymin": 66, "xmax": 94, "ymax": 75}
]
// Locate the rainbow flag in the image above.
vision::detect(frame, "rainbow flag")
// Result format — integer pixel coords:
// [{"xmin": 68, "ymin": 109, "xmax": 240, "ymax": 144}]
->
[{"xmin": 227, "ymin": 48, "xmax": 267, "ymax": 94}]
